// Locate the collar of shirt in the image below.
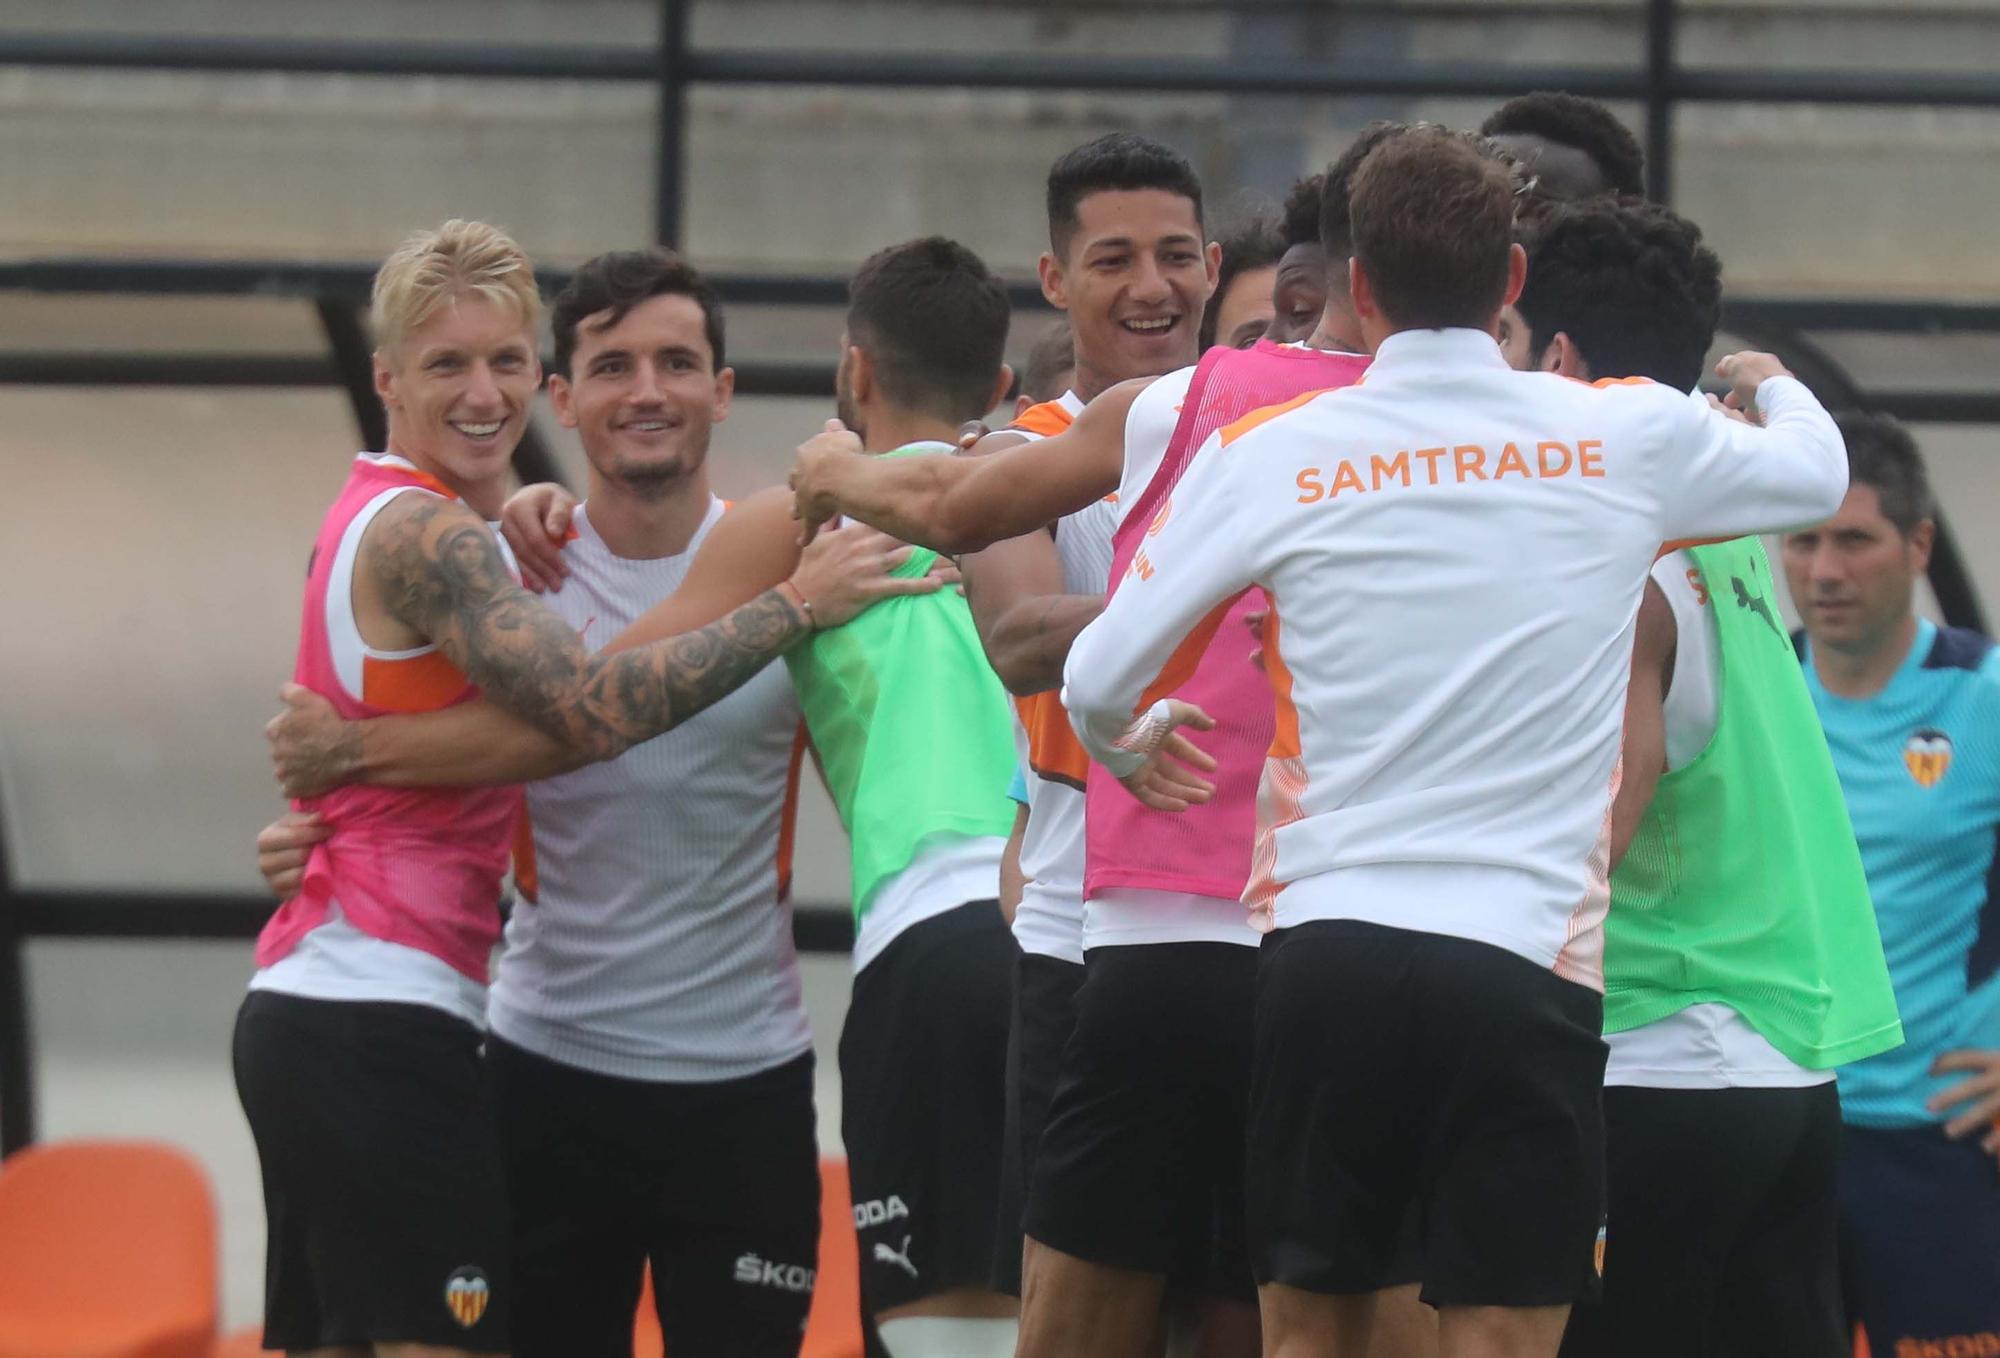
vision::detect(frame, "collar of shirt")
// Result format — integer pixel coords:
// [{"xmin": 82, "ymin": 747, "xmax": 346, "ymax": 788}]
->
[{"xmin": 1368, "ymin": 326, "xmax": 1511, "ymax": 378}]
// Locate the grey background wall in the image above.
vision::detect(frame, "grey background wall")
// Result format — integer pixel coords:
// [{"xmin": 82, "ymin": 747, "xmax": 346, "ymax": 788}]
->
[{"xmin": 4, "ymin": 0, "xmax": 1999, "ymax": 1327}]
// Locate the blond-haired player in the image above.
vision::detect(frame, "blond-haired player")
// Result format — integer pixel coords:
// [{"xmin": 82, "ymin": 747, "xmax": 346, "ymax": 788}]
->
[{"xmin": 233, "ymin": 220, "xmax": 922, "ymax": 1357}]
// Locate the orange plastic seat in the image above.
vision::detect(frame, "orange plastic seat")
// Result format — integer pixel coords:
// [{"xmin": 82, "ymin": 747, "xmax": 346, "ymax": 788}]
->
[
  {"xmin": 0, "ymin": 1140, "xmax": 217, "ymax": 1358},
  {"xmin": 633, "ymin": 1156, "xmax": 864, "ymax": 1358}
]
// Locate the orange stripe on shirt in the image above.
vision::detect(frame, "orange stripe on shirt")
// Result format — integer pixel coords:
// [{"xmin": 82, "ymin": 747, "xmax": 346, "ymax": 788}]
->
[
  {"xmin": 360, "ymin": 649, "xmax": 472, "ymax": 712},
  {"xmin": 1010, "ymin": 399, "xmax": 1076, "ymax": 440},
  {"xmin": 1017, "ymin": 690, "xmax": 1090, "ymax": 790},
  {"xmin": 1137, "ymin": 590, "xmax": 1248, "ymax": 709},
  {"xmin": 1218, "ymin": 386, "xmax": 1340, "ymax": 448},
  {"xmin": 1263, "ymin": 609, "xmax": 1301, "ymax": 760}
]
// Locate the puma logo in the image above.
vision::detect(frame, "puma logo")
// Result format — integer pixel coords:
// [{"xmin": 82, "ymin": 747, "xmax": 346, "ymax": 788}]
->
[
  {"xmin": 1731, "ymin": 576, "xmax": 1783, "ymax": 638},
  {"xmin": 873, "ymin": 1235, "xmax": 918, "ymax": 1280}
]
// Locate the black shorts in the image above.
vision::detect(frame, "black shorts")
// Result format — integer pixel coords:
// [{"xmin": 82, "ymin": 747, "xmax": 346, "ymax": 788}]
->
[
  {"xmin": 488, "ymin": 1039, "xmax": 821, "ymax": 1358},
  {"xmin": 232, "ymin": 990, "xmax": 511, "ymax": 1352},
  {"xmin": 1839, "ymin": 1122, "xmax": 2000, "ymax": 1353},
  {"xmin": 1023, "ymin": 941, "xmax": 1258, "ymax": 1298},
  {"xmin": 839, "ymin": 899, "xmax": 1014, "ymax": 1313},
  {"xmin": 992, "ymin": 949, "xmax": 1085, "ymax": 1296},
  {"xmin": 1561, "ymin": 1082, "xmax": 1844, "ymax": 1358},
  {"xmin": 1248, "ymin": 920, "xmax": 1607, "ymax": 1308}
]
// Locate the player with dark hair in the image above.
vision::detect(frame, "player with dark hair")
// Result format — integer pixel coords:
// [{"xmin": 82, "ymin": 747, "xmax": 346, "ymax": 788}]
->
[
  {"xmin": 1499, "ymin": 201, "xmax": 1903, "ymax": 1358},
  {"xmin": 1785, "ymin": 415, "xmax": 2000, "ymax": 1358},
  {"xmin": 1263, "ymin": 171, "xmax": 1327, "ymax": 344},
  {"xmin": 1505, "ymin": 198, "xmax": 1720, "ymax": 392},
  {"xmin": 1200, "ymin": 211, "xmax": 1285, "ymax": 350},
  {"xmin": 507, "ymin": 237, "xmax": 1022, "ymax": 1358},
  {"xmin": 1481, "ymin": 90, "xmax": 1646, "ymax": 200},
  {"xmin": 1058, "ymin": 125, "xmax": 1847, "ymax": 1358},
  {"xmin": 790, "ymin": 126, "xmax": 1470, "ymax": 1358},
  {"xmin": 255, "ymin": 246, "xmax": 940, "ymax": 1356}
]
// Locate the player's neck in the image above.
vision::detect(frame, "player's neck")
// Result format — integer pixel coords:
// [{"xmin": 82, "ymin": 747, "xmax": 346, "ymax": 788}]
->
[
  {"xmin": 382, "ymin": 431, "xmax": 506, "ymax": 519},
  {"xmin": 1307, "ymin": 303, "xmax": 1365, "ymax": 354},
  {"xmin": 1071, "ymin": 349, "xmax": 1192, "ymax": 403},
  {"xmin": 859, "ymin": 408, "xmax": 961, "ymax": 456},
  {"xmin": 1813, "ymin": 611, "xmax": 1919, "ymax": 699},
  {"xmin": 582, "ymin": 464, "xmax": 715, "ymax": 560}
]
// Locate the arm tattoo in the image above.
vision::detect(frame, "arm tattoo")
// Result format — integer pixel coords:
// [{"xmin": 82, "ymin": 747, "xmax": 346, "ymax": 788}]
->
[{"xmin": 370, "ymin": 495, "xmax": 809, "ymax": 759}]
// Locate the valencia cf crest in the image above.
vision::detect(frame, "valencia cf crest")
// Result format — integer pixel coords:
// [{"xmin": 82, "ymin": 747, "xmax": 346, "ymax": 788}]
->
[
  {"xmin": 1904, "ymin": 728, "xmax": 1954, "ymax": 789},
  {"xmin": 444, "ymin": 1266, "xmax": 490, "ymax": 1329}
]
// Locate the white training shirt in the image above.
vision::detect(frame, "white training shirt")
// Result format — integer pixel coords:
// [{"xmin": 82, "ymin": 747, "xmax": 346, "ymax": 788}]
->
[
  {"xmin": 1603, "ymin": 550, "xmax": 1830, "ymax": 1088},
  {"xmin": 1086, "ymin": 362, "xmax": 1261, "ymax": 950},
  {"xmin": 1005, "ymin": 389, "xmax": 1104, "ymax": 965},
  {"xmin": 487, "ymin": 499, "xmax": 815, "ymax": 1083},
  {"xmin": 1063, "ymin": 328, "xmax": 1848, "ymax": 988}
]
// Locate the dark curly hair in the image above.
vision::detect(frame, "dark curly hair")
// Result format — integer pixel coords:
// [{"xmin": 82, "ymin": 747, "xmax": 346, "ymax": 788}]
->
[
  {"xmin": 1045, "ymin": 132, "xmax": 1204, "ymax": 256},
  {"xmin": 1514, "ymin": 197, "xmax": 1720, "ymax": 392},
  {"xmin": 1835, "ymin": 411, "xmax": 1935, "ymax": 535},
  {"xmin": 1481, "ymin": 92, "xmax": 1645, "ymax": 199},
  {"xmin": 552, "ymin": 249, "xmax": 724, "ymax": 378},
  {"xmin": 1280, "ymin": 172, "xmax": 1324, "ymax": 250}
]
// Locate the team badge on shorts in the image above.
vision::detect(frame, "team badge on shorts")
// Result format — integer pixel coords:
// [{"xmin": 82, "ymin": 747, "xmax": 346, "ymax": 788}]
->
[
  {"xmin": 444, "ymin": 1266, "xmax": 490, "ymax": 1329},
  {"xmin": 1904, "ymin": 727, "xmax": 1954, "ymax": 788}
]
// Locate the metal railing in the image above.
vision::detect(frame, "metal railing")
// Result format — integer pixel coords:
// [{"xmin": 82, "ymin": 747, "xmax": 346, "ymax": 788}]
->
[{"xmin": 4, "ymin": 0, "xmax": 1999, "ymax": 1152}]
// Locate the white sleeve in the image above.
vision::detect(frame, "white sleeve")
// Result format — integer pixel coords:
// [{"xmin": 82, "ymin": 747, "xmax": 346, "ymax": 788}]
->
[
  {"xmin": 1654, "ymin": 377, "xmax": 1848, "ymax": 542},
  {"xmin": 1650, "ymin": 552, "xmax": 1719, "ymax": 769},
  {"xmin": 1061, "ymin": 435, "xmax": 1260, "ymax": 776}
]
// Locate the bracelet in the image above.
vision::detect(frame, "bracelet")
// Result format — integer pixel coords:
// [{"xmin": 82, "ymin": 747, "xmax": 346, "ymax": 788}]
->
[{"xmin": 779, "ymin": 579, "xmax": 817, "ymax": 630}]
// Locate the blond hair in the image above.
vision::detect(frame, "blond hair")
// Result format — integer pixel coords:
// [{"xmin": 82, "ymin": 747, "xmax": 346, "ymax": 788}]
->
[{"xmin": 370, "ymin": 219, "xmax": 540, "ymax": 357}]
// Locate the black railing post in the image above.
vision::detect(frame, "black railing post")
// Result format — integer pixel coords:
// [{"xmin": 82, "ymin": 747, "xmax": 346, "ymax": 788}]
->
[
  {"xmin": 1645, "ymin": 0, "xmax": 1677, "ymax": 202},
  {"xmin": 656, "ymin": 0, "xmax": 690, "ymax": 248},
  {"xmin": 314, "ymin": 298, "xmax": 388, "ymax": 453},
  {"xmin": 0, "ymin": 792, "xmax": 37, "ymax": 1156}
]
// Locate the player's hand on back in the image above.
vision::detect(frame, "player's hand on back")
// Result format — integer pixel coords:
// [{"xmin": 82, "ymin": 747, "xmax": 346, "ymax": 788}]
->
[
  {"xmin": 1928, "ymin": 1048, "xmax": 2000, "ymax": 1154},
  {"xmin": 789, "ymin": 420, "xmax": 866, "ymax": 545},
  {"xmin": 266, "ymin": 682, "xmax": 363, "ymax": 799},
  {"xmin": 256, "ymin": 810, "xmax": 332, "ymax": 900},
  {"xmin": 1114, "ymin": 699, "xmax": 1220, "ymax": 813},
  {"xmin": 1714, "ymin": 352, "xmax": 1793, "ymax": 421},
  {"xmin": 500, "ymin": 481, "xmax": 579, "ymax": 592},
  {"xmin": 785, "ymin": 521, "xmax": 949, "ymax": 631}
]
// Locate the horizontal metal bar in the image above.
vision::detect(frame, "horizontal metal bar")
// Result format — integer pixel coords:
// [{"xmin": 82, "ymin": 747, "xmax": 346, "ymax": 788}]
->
[
  {"xmin": 1859, "ymin": 392, "xmax": 2000, "ymax": 424},
  {"xmin": 0, "ymin": 32, "xmax": 655, "ymax": 80},
  {"xmin": 0, "ymin": 353, "xmax": 337, "ymax": 386},
  {"xmin": 0, "ymin": 350, "xmax": 841, "ymax": 397},
  {"xmin": 8, "ymin": 30, "xmax": 1999, "ymax": 109},
  {"xmin": 13, "ymin": 889, "xmax": 856, "ymax": 952},
  {"xmin": 0, "ymin": 259, "xmax": 1052, "ymax": 312},
  {"xmin": 1722, "ymin": 298, "xmax": 2000, "ymax": 335}
]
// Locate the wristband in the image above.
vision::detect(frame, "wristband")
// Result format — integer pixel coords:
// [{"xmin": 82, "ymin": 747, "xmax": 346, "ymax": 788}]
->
[
  {"xmin": 778, "ymin": 579, "xmax": 817, "ymax": 630},
  {"xmin": 1113, "ymin": 699, "xmax": 1175, "ymax": 757}
]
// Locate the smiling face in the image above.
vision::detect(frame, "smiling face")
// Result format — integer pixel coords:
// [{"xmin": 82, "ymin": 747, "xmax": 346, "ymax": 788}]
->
[
  {"xmin": 547, "ymin": 292, "xmax": 732, "ymax": 499},
  {"xmin": 1783, "ymin": 484, "xmax": 1932, "ymax": 658},
  {"xmin": 1042, "ymin": 187, "xmax": 1217, "ymax": 391},
  {"xmin": 374, "ymin": 293, "xmax": 540, "ymax": 511}
]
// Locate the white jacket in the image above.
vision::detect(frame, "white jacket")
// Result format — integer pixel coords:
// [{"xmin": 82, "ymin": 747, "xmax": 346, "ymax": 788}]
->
[{"xmin": 1061, "ymin": 327, "xmax": 1847, "ymax": 989}]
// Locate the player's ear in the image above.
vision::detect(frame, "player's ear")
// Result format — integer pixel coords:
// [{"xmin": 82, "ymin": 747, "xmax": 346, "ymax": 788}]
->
[
  {"xmin": 1503, "ymin": 241, "xmax": 1528, "ymax": 307},
  {"xmin": 1909, "ymin": 517, "xmax": 1936, "ymax": 572},
  {"xmin": 547, "ymin": 373, "xmax": 580, "ymax": 429},
  {"xmin": 1348, "ymin": 257, "xmax": 1379, "ymax": 323},
  {"xmin": 988, "ymin": 363, "xmax": 1015, "ymax": 418},
  {"xmin": 1546, "ymin": 332, "xmax": 1588, "ymax": 380},
  {"xmin": 848, "ymin": 344, "xmax": 874, "ymax": 405},
  {"xmin": 373, "ymin": 350, "xmax": 400, "ymax": 412},
  {"xmin": 711, "ymin": 365, "xmax": 734, "ymax": 424},
  {"xmin": 1039, "ymin": 251, "xmax": 1068, "ymax": 312}
]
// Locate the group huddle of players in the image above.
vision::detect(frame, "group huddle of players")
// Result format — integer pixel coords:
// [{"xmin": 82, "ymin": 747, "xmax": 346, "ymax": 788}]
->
[{"xmin": 244, "ymin": 90, "xmax": 2000, "ymax": 1358}]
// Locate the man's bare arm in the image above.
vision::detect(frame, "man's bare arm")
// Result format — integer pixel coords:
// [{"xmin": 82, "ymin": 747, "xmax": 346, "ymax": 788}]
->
[
  {"xmin": 367, "ymin": 492, "xmax": 811, "ymax": 765},
  {"xmin": 964, "ymin": 532, "xmax": 1103, "ymax": 696},
  {"xmin": 271, "ymin": 490, "xmax": 939, "ymax": 796},
  {"xmin": 1608, "ymin": 581, "xmax": 1677, "ymax": 872},
  {"xmin": 790, "ymin": 378, "xmax": 1148, "ymax": 553}
]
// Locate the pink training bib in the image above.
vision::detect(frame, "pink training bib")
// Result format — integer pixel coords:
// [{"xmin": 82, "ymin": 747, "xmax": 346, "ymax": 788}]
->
[{"xmin": 1084, "ymin": 340, "xmax": 1371, "ymax": 902}]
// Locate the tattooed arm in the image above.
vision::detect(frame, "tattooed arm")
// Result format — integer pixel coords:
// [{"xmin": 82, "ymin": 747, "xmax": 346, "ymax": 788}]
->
[
  {"xmin": 361, "ymin": 491, "xmax": 812, "ymax": 766},
  {"xmin": 267, "ymin": 490, "xmax": 938, "ymax": 795}
]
